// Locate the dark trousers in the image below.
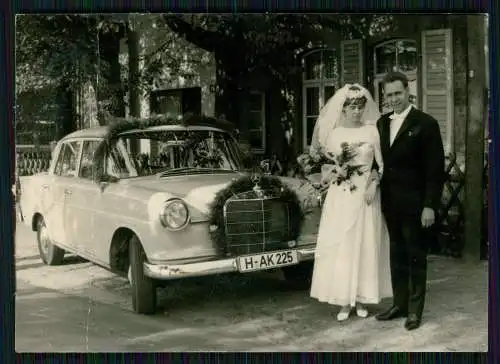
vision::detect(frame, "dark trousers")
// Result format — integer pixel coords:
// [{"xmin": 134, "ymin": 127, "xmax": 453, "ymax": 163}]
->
[{"xmin": 384, "ymin": 209, "xmax": 428, "ymax": 318}]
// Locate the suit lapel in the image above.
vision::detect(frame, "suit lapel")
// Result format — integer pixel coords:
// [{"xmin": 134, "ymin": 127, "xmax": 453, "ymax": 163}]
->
[
  {"xmin": 390, "ymin": 107, "xmax": 418, "ymax": 149},
  {"xmin": 379, "ymin": 115, "xmax": 392, "ymax": 158}
]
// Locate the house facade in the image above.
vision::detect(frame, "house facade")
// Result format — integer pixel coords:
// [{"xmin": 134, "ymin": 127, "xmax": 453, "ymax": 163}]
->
[
  {"xmin": 126, "ymin": 14, "xmax": 486, "ymax": 257},
  {"xmin": 134, "ymin": 15, "xmax": 487, "ymax": 170},
  {"xmin": 117, "ymin": 14, "xmax": 488, "ymax": 181},
  {"xmin": 118, "ymin": 18, "xmax": 216, "ymax": 121},
  {"xmin": 284, "ymin": 15, "xmax": 487, "ymax": 168}
]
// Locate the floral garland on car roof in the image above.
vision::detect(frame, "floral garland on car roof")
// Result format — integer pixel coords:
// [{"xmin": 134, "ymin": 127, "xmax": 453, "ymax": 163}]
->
[
  {"xmin": 93, "ymin": 113, "xmax": 238, "ymax": 172},
  {"xmin": 101, "ymin": 113, "xmax": 237, "ymax": 145}
]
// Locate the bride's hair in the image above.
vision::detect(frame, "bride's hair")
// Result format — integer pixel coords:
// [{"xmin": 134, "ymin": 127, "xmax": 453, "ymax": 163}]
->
[{"xmin": 342, "ymin": 85, "xmax": 368, "ymax": 108}]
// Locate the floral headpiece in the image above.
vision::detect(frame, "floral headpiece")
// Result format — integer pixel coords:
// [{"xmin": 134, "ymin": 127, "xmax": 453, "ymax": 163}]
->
[{"xmin": 345, "ymin": 87, "xmax": 365, "ymax": 100}]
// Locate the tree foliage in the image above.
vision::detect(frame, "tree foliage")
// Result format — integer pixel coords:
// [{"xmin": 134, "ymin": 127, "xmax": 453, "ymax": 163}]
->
[
  {"xmin": 16, "ymin": 13, "xmax": 396, "ymax": 94},
  {"xmin": 162, "ymin": 14, "xmax": 396, "ymax": 84},
  {"xmin": 15, "ymin": 13, "xmax": 397, "ymax": 133},
  {"xmin": 16, "ymin": 15, "xmax": 103, "ymax": 92}
]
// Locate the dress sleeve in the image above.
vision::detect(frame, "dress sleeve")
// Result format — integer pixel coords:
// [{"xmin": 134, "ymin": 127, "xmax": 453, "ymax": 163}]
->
[{"xmin": 371, "ymin": 125, "xmax": 384, "ymax": 177}]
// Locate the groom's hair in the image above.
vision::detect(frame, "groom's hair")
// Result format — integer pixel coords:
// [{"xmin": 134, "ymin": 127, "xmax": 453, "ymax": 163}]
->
[
  {"xmin": 382, "ymin": 71, "xmax": 409, "ymax": 88},
  {"xmin": 343, "ymin": 85, "xmax": 367, "ymax": 107}
]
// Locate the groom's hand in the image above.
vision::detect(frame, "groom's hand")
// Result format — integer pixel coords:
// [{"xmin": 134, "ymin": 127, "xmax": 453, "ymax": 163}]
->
[{"xmin": 421, "ymin": 207, "xmax": 435, "ymax": 228}]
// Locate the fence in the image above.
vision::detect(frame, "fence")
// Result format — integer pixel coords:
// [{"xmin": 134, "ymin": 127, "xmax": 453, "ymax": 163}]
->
[
  {"xmin": 433, "ymin": 153, "xmax": 488, "ymax": 259},
  {"xmin": 16, "ymin": 145, "xmax": 53, "ymax": 176}
]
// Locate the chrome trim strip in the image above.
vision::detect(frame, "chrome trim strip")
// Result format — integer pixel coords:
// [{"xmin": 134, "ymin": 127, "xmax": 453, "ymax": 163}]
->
[{"xmin": 143, "ymin": 247, "xmax": 316, "ymax": 280}]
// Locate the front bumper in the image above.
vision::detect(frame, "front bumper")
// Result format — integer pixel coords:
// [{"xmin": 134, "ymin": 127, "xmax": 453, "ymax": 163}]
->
[{"xmin": 143, "ymin": 247, "xmax": 316, "ymax": 280}]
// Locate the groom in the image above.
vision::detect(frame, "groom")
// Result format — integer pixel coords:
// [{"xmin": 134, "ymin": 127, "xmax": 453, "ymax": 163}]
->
[{"xmin": 374, "ymin": 72, "xmax": 445, "ymax": 330}]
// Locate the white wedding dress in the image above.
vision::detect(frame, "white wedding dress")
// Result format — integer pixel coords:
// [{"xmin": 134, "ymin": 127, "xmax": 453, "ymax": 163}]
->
[{"xmin": 310, "ymin": 124, "xmax": 393, "ymax": 306}]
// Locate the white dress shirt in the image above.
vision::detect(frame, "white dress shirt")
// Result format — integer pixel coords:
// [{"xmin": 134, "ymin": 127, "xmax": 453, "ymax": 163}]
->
[{"xmin": 389, "ymin": 104, "xmax": 413, "ymax": 146}]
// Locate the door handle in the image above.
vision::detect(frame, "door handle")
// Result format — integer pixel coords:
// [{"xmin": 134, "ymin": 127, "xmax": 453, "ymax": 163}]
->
[
  {"xmin": 42, "ymin": 184, "xmax": 49, "ymax": 190},
  {"xmin": 64, "ymin": 189, "xmax": 72, "ymax": 195}
]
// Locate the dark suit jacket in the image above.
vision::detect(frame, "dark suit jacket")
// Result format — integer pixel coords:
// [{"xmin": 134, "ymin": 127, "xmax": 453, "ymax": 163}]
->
[{"xmin": 376, "ymin": 107, "xmax": 445, "ymax": 216}]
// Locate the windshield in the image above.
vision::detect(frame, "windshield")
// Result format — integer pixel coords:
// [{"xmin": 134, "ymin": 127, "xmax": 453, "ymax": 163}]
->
[{"xmin": 106, "ymin": 129, "xmax": 244, "ymax": 178}]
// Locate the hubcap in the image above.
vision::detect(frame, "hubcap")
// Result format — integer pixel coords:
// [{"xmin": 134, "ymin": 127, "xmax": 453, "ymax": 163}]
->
[{"xmin": 39, "ymin": 225, "xmax": 51, "ymax": 256}]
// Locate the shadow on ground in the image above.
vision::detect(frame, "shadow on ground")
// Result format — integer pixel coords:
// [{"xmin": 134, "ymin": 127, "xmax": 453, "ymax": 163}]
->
[{"xmin": 16, "ymin": 255, "xmax": 488, "ymax": 352}]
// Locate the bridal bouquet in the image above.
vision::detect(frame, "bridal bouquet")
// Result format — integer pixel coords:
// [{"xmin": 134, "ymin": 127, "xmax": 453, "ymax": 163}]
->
[
  {"xmin": 294, "ymin": 152, "xmax": 329, "ymax": 204},
  {"xmin": 321, "ymin": 142, "xmax": 366, "ymax": 192},
  {"xmin": 297, "ymin": 146, "xmax": 333, "ymax": 174}
]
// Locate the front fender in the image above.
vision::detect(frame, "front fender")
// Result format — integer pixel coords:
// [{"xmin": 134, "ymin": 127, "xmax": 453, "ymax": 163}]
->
[{"xmin": 133, "ymin": 193, "xmax": 215, "ymax": 261}]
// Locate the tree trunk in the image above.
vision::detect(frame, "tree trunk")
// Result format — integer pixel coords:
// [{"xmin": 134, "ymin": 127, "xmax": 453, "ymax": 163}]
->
[
  {"xmin": 126, "ymin": 18, "xmax": 141, "ymax": 155},
  {"xmin": 55, "ymin": 82, "xmax": 75, "ymax": 140},
  {"xmin": 463, "ymin": 15, "xmax": 487, "ymax": 262},
  {"xmin": 98, "ymin": 27, "xmax": 126, "ymax": 118},
  {"xmin": 127, "ymin": 20, "xmax": 141, "ymax": 118}
]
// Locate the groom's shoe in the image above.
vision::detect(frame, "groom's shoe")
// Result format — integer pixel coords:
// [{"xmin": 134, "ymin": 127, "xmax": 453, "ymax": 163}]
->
[
  {"xmin": 375, "ymin": 306, "xmax": 407, "ymax": 321},
  {"xmin": 404, "ymin": 314, "xmax": 422, "ymax": 331}
]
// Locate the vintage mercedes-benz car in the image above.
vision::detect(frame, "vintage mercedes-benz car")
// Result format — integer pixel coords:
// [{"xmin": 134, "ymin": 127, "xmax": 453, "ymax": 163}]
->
[{"xmin": 19, "ymin": 115, "xmax": 322, "ymax": 314}]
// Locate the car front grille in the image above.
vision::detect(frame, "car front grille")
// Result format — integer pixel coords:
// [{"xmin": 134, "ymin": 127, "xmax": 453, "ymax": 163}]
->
[{"xmin": 223, "ymin": 197, "xmax": 293, "ymax": 256}]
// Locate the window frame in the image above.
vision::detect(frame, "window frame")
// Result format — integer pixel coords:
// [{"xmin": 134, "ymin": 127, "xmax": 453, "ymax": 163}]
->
[
  {"xmin": 301, "ymin": 48, "xmax": 338, "ymax": 150},
  {"xmin": 373, "ymin": 38, "xmax": 419, "ymax": 113},
  {"xmin": 78, "ymin": 138, "xmax": 104, "ymax": 181},
  {"xmin": 373, "ymin": 38, "xmax": 419, "ymax": 78},
  {"xmin": 53, "ymin": 139, "xmax": 83, "ymax": 178}
]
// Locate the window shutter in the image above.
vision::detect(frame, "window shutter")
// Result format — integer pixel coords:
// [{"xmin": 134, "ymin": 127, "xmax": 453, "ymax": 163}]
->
[
  {"xmin": 421, "ymin": 28, "xmax": 454, "ymax": 154},
  {"xmin": 340, "ymin": 39, "xmax": 364, "ymax": 85}
]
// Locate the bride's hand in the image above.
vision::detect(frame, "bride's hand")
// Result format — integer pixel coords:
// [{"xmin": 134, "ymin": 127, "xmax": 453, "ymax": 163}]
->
[
  {"xmin": 364, "ymin": 182, "xmax": 377, "ymax": 205},
  {"xmin": 368, "ymin": 169, "xmax": 380, "ymax": 184}
]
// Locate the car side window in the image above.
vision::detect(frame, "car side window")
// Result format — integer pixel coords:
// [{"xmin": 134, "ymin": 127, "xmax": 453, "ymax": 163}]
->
[
  {"xmin": 79, "ymin": 140, "xmax": 102, "ymax": 181},
  {"xmin": 106, "ymin": 147, "xmax": 129, "ymax": 179},
  {"xmin": 54, "ymin": 141, "xmax": 82, "ymax": 177}
]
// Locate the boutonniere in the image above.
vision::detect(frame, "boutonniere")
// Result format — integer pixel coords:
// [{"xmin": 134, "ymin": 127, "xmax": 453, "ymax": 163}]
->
[{"xmin": 408, "ymin": 126, "xmax": 422, "ymax": 137}]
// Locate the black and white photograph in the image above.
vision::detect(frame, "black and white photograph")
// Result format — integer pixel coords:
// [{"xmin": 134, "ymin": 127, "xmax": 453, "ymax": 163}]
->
[{"xmin": 13, "ymin": 13, "xmax": 489, "ymax": 352}]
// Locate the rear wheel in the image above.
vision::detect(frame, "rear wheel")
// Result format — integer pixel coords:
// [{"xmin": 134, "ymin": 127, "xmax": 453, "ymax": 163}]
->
[
  {"xmin": 36, "ymin": 217, "xmax": 65, "ymax": 265},
  {"xmin": 129, "ymin": 235, "xmax": 157, "ymax": 314}
]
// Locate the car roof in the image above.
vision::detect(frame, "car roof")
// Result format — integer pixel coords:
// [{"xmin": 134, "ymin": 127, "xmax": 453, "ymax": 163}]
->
[
  {"xmin": 61, "ymin": 126, "xmax": 110, "ymax": 140},
  {"xmin": 60, "ymin": 124, "xmax": 229, "ymax": 142}
]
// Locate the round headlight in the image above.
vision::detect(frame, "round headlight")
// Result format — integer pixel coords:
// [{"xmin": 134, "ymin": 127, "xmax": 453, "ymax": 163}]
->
[{"xmin": 159, "ymin": 199, "xmax": 190, "ymax": 230}]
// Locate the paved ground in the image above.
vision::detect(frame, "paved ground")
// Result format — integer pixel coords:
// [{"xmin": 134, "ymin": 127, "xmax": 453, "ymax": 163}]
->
[{"xmin": 15, "ymin": 222, "xmax": 488, "ymax": 352}]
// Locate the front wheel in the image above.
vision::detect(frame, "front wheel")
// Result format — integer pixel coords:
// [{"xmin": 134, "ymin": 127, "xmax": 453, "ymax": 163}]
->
[
  {"xmin": 282, "ymin": 261, "xmax": 314, "ymax": 289},
  {"xmin": 36, "ymin": 217, "xmax": 65, "ymax": 265},
  {"xmin": 129, "ymin": 235, "xmax": 157, "ymax": 314}
]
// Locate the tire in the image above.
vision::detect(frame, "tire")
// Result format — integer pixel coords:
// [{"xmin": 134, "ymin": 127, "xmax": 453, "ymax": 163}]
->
[
  {"xmin": 129, "ymin": 235, "xmax": 157, "ymax": 315},
  {"xmin": 36, "ymin": 217, "xmax": 65, "ymax": 266},
  {"xmin": 282, "ymin": 261, "xmax": 314, "ymax": 289}
]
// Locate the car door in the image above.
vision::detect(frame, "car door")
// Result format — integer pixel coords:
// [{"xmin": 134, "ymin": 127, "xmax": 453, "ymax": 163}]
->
[
  {"xmin": 85, "ymin": 146, "xmax": 125, "ymax": 264},
  {"xmin": 66, "ymin": 139, "xmax": 106, "ymax": 260},
  {"xmin": 48, "ymin": 140, "xmax": 82, "ymax": 250}
]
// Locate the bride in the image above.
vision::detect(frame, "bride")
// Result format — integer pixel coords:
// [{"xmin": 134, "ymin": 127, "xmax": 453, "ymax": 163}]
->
[{"xmin": 309, "ymin": 84, "xmax": 393, "ymax": 321}]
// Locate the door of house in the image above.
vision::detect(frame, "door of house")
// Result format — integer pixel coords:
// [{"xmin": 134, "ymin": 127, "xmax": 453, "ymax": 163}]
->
[
  {"xmin": 372, "ymin": 39, "xmax": 419, "ymax": 115},
  {"xmin": 150, "ymin": 87, "xmax": 202, "ymax": 118},
  {"xmin": 148, "ymin": 87, "xmax": 202, "ymax": 155}
]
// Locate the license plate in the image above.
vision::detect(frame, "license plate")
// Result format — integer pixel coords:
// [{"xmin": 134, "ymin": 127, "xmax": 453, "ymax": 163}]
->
[{"xmin": 237, "ymin": 250, "xmax": 299, "ymax": 273}]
